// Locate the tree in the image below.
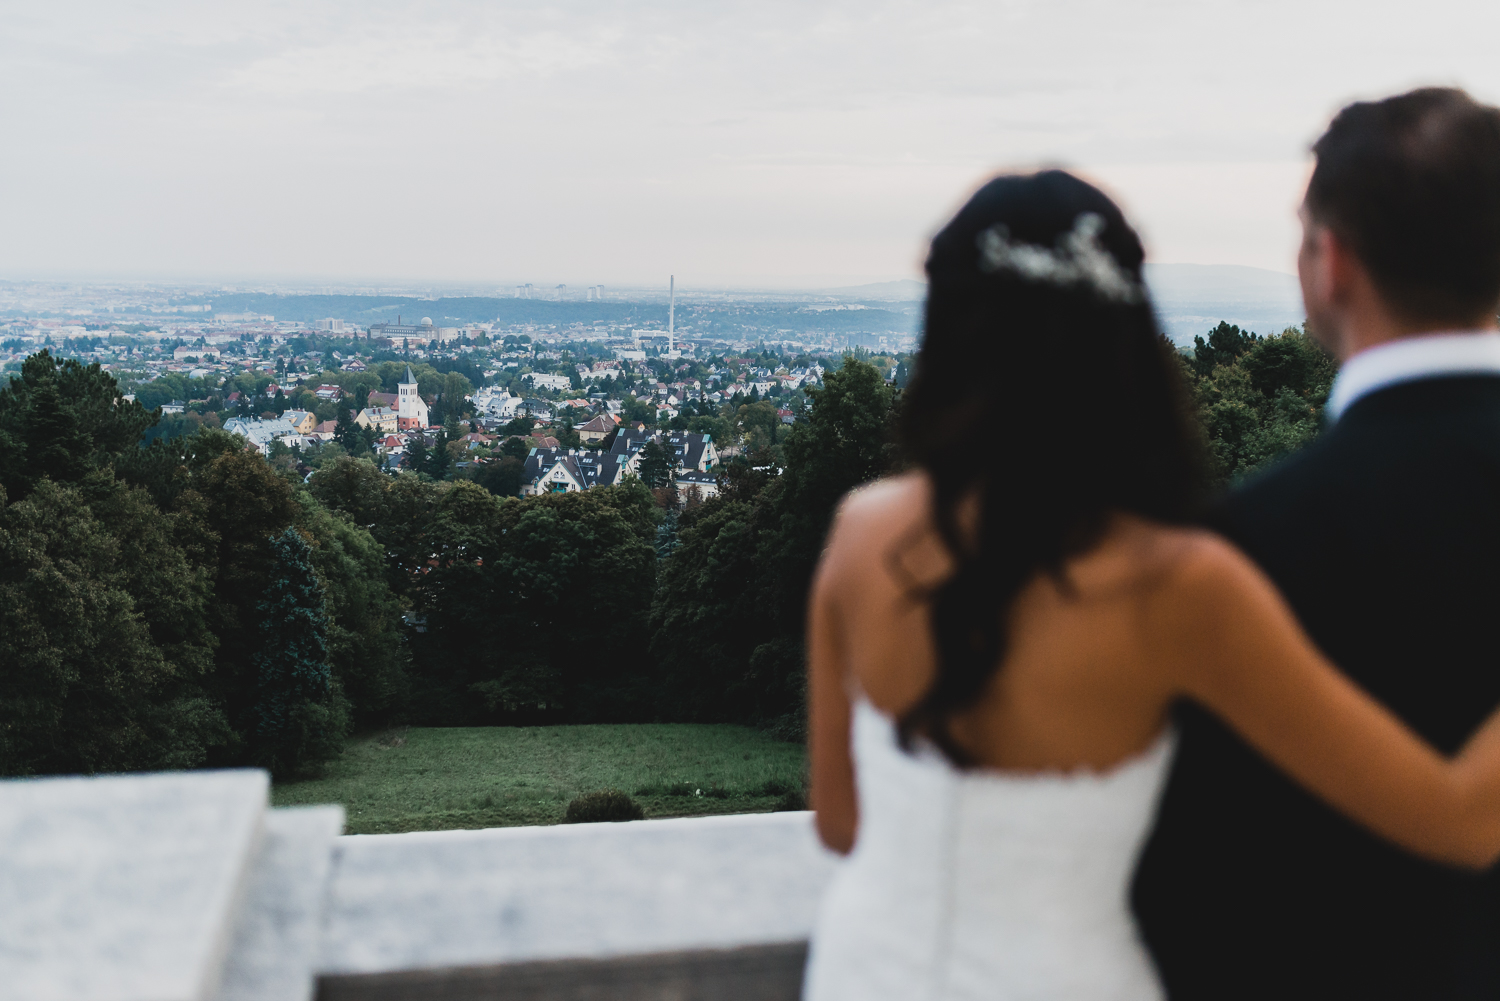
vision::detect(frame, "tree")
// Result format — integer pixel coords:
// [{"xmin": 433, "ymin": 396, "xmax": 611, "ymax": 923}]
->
[
  {"xmin": 250, "ymin": 527, "xmax": 347, "ymax": 777},
  {"xmin": 404, "ymin": 481, "xmax": 658, "ymax": 725},
  {"xmin": 425, "ymin": 424, "xmax": 453, "ymax": 479},
  {"xmin": 1184, "ymin": 326, "xmax": 1334, "ymax": 484},
  {"xmin": 308, "ymin": 453, "xmax": 390, "ymax": 527},
  {"xmin": 474, "ymin": 456, "xmax": 525, "ymax": 497},
  {"xmin": 502, "ymin": 415, "xmax": 535, "ymax": 437},
  {"xmin": 335, "ymin": 406, "xmax": 361, "ymax": 452},
  {"xmin": 405, "ymin": 434, "xmax": 429, "ymax": 475},
  {"xmin": 0, "ymin": 349, "xmax": 156, "ymax": 500},
  {"xmin": 648, "ymin": 357, "xmax": 898, "ymax": 732},
  {"xmin": 638, "ymin": 438, "xmax": 675, "ymax": 488},
  {"xmin": 1190, "ymin": 321, "xmax": 1261, "ymax": 377},
  {"xmin": 0, "ymin": 476, "xmax": 225, "ymax": 776}
]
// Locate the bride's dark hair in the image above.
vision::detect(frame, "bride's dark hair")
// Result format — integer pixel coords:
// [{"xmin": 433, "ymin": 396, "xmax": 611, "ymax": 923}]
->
[{"xmin": 897, "ymin": 170, "xmax": 1203, "ymax": 765}]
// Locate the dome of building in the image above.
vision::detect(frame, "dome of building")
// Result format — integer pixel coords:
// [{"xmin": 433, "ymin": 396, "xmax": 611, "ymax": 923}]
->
[{"xmin": 420, "ymin": 317, "xmax": 433, "ymax": 326}]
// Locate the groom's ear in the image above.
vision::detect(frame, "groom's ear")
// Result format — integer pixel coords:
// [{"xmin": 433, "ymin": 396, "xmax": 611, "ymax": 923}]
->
[{"xmin": 1299, "ymin": 215, "xmax": 1343, "ymax": 347}]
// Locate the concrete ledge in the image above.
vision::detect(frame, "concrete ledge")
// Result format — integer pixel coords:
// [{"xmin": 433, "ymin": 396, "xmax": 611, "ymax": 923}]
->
[
  {"xmin": 319, "ymin": 812, "xmax": 837, "ymax": 977},
  {"xmin": 315, "ymin": 942, "xmax": 809, "ymax": 1001},
  {"xmin": 3, "ymin": 768, "xmax": 835, "ymax": 1001}
]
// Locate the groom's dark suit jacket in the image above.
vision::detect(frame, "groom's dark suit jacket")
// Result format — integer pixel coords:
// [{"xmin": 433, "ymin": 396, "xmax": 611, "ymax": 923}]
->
[{"xmin": 1133, "ymin": 374, "xmax": 1500, "ymax": 1000}]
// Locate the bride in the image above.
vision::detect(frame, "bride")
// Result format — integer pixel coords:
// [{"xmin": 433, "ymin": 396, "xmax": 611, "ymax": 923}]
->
[{"xmin": 801, "ymin": 170, "xmax": 1500, "ymax": 1000}]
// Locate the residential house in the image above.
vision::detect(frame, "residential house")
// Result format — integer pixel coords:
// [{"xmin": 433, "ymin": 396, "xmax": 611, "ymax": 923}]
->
[
  {"xmin": 283, "ymin": 410, "xmax": 316, "ymax": 434},
  {"xmin": 356, "ymin": 407, "xmax": 399, "ymax": 434},
  {"xmin": 223, "ymin": 416, "xmax": 299, "ymax": 455},
  {"xmin": 160, "ymin": 400, "xmax": 186, "ymax": 415},
  {"xmin": 314, "ymin": 384, "xmax": 345, "ymax": 401},
  {"xmin": 520, "ymin": 447, "xmax": 630, "ymax": 496},
  {"xmin": 675, "ymin": 469, "xmax": 720, "ymax": 504},
  {"xmin": 472, "ymin": 386, "xmax": 521, "ymax": 419},
  {"xmin": 525, "ymin": 372, "xmax": 571, "ymax": 392},
  {"xmin": 576, "ymin": 413, "xmax": 619, "ymax": 444},
  {"xmin": 519, "ymin": 399, "xmax": 554, "ymax": 420},
  {"xmin": 367, "ymin": 391, "xmax": 398, "ymax": 409},
  {"xmin": 609, "ymin": 429, "xmax": 718, "ymax": 474}
]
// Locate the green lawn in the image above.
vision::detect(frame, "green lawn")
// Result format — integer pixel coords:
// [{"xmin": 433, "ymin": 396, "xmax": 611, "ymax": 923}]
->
[{"xmin": 271, "ymin": 724, "xmax": 808, "ymax": 834}]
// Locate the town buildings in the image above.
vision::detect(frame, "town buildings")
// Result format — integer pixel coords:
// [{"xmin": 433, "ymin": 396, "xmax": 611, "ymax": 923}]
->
[{"xmin": 519, "ymin": 430, "xmax": 717, "ymax": 498}]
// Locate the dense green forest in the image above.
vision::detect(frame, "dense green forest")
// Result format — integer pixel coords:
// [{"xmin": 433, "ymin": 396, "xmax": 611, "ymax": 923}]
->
[{"xmin": 0, "ymin": 324, "xmax": 1331, "ymax": 779}]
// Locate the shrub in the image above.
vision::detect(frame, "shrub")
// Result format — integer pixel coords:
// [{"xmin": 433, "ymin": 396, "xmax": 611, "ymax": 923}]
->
[
  {"xmin": 772, "ymin": 789, "xmax": 807, "ymax": 812},
  {"xmin": 563, "ymin": 789, "xmax": 645, "ymax": 824}
]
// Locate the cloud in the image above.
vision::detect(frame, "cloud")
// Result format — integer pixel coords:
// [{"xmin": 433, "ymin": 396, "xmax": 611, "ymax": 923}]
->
[
  {"xmin": 224, "ymin": 26, "xmax": 624, "ymax": 96},
  {"xmin": 3, "ymin": 0, "xmax": 1500, "ymax": 283}
]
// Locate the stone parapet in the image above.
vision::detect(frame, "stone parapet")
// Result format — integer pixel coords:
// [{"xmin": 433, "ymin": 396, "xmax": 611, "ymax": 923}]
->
[{"xmin": 2, "ymin": 771, "xmax": 837, "ymax": 1001}]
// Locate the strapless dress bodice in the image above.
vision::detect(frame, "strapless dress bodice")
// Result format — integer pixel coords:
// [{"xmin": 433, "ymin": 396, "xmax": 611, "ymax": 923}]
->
[{"xmin": 803, "ymin": 699, "xmax": 1174, "ymax": 1000}]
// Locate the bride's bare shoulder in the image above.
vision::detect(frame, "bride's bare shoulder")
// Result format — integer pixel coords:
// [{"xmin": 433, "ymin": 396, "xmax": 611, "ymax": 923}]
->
[
  {"xmin": 1131, "ymin": 521, "xmax": 1277, "ymax": 613},
  {"xmin": 820, "ymin": 472, "xmax": 934, "ymax": 573},
  {"xmin": 829, "ymin": 472, "xmax": 930, "ymax": 544}
]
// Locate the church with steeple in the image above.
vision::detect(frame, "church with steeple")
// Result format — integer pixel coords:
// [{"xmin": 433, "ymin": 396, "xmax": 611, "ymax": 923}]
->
[{"xmin": 396, "ymin": 365, "xmax": 430, "ymax": 430}]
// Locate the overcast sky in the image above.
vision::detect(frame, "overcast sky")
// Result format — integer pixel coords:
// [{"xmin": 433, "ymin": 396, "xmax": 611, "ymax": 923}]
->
[{"xmin": 3, "ymin": 0, "xmax": 1499, "ymax": 288}]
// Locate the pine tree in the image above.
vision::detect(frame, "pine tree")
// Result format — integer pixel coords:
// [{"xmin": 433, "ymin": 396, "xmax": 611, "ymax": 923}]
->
[
  {"xmin": 424, "ymin": 424, "xmax": 451, "ymax": 479},
  {"xmin": 405, "ymin": 434, "xmax": 429, "ymax": 474},
  {"xmin": 335, "ymin": 405, "xmax": 360, "ymax": 451},
  {"xmin": 251, "ymin": 527, "xmax": 346, "ymax": 777}
]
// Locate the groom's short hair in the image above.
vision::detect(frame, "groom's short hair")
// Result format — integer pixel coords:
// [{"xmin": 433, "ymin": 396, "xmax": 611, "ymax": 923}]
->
[{"xmin": 1307, "ymin": 87, "xmax": 1500, "ymax": 325}]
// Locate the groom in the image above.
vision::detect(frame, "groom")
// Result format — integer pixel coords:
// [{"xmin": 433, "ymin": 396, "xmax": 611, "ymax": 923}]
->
[{"xmin": 1134, "ymin": 88, "xmax": 1500, "ymax": 998}]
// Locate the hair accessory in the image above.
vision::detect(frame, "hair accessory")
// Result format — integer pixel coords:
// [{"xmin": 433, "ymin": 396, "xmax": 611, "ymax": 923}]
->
[{"xmin": 976, "ymin": 212, "xmax": 1144, "ymax": 304}]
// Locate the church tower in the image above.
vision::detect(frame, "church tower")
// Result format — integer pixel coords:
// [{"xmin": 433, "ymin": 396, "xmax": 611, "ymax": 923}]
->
[{"xmin": 397, "ymin": 365, "xmax": 429, "ymax": 430}]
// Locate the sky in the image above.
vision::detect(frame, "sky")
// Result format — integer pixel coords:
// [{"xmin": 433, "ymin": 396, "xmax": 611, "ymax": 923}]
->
[{"xmin": 4, "ymin": 0, "xmax": 1500, "ymax": 288}]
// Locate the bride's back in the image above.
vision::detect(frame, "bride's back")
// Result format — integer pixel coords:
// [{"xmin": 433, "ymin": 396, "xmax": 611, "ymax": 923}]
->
[
  {"xmin": 803, "ymin": 169, "xmax": 1204, "ymax": 1001},
  {"xmin": 804, "ymin": 472, "xmax": 1189, "ymax": 1001},
  {"xmin": 832, "ymin": 471, "xmax": 1194, "ymax": 774}
]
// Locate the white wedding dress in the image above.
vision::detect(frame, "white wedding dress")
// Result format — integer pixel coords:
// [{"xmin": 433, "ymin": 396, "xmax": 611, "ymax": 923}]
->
[{"xmin": 802, "ymin": 698, "xmax": 1175, "ymax": 1001}]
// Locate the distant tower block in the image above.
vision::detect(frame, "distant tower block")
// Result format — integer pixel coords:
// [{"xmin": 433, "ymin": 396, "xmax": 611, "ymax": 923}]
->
[{"xmin": 515, "ymin": 286, "xmax": 525, "ymax": 298}]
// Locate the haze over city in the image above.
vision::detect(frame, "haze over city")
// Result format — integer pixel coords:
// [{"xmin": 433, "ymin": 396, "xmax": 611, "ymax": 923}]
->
[{"xmin": 6, "ymin": 0, "xmax": 1500, "ymax": 287}]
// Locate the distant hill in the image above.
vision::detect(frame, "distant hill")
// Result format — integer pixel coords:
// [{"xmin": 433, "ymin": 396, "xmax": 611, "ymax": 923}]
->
[
  {"xmin": 819, "ymin": 279, "xmax": 927, "ymax": 301},
  {"xmin": 811, "ymin": 267, "xmax": 1305, "ymax": 345},
  {"xmin": 1144, "ymin": 264, "xmax": 1305, "ymax": 345}
]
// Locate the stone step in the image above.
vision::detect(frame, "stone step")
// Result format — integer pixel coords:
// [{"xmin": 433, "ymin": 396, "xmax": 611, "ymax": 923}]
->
[{"xmin": 219, "ymin": 806, "xmax": 346, "ymax": 1001}]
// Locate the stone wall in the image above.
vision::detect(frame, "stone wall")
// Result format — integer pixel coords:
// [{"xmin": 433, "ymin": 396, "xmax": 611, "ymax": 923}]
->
[{"xmin": 1, "ymin": 770, "xmax": 838, "ymax": 1001}]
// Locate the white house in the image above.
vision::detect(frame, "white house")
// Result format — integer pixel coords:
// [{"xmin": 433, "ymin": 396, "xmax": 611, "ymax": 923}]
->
[
  {"xmin": 472, "ymin": 386, "xmax": 522, "ymax": 419},
  {"xmin": 524, "ymin": 372, "xmax": 572, "ymax": 392},
  {"xmin": 223, "ymin": 416, "xmax": 299, "ymax": 455}
]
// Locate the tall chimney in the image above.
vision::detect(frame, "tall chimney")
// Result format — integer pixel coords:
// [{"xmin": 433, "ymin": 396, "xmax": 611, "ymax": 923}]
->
[{"xmin": 668, "ymin": 275, "xmax": 675, "ymax": 353}]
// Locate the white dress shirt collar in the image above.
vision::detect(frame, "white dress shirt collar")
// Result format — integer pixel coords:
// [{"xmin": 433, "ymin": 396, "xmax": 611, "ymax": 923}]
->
[{"xmin": 1325, "ymin": 330, "xmax": 1500, "ymax": 424}]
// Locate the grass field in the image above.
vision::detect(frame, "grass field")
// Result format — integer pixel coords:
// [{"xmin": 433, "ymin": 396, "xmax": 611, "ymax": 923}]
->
[{"xmin": 271, "ymin": 724, "xmax": 808, "ymax": 834}]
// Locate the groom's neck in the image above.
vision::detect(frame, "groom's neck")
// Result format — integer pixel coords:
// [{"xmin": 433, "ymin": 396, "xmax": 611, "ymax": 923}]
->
[{"xmin": 1329, "ymin": 289, "xmax": 1498, "ymax": 364}]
